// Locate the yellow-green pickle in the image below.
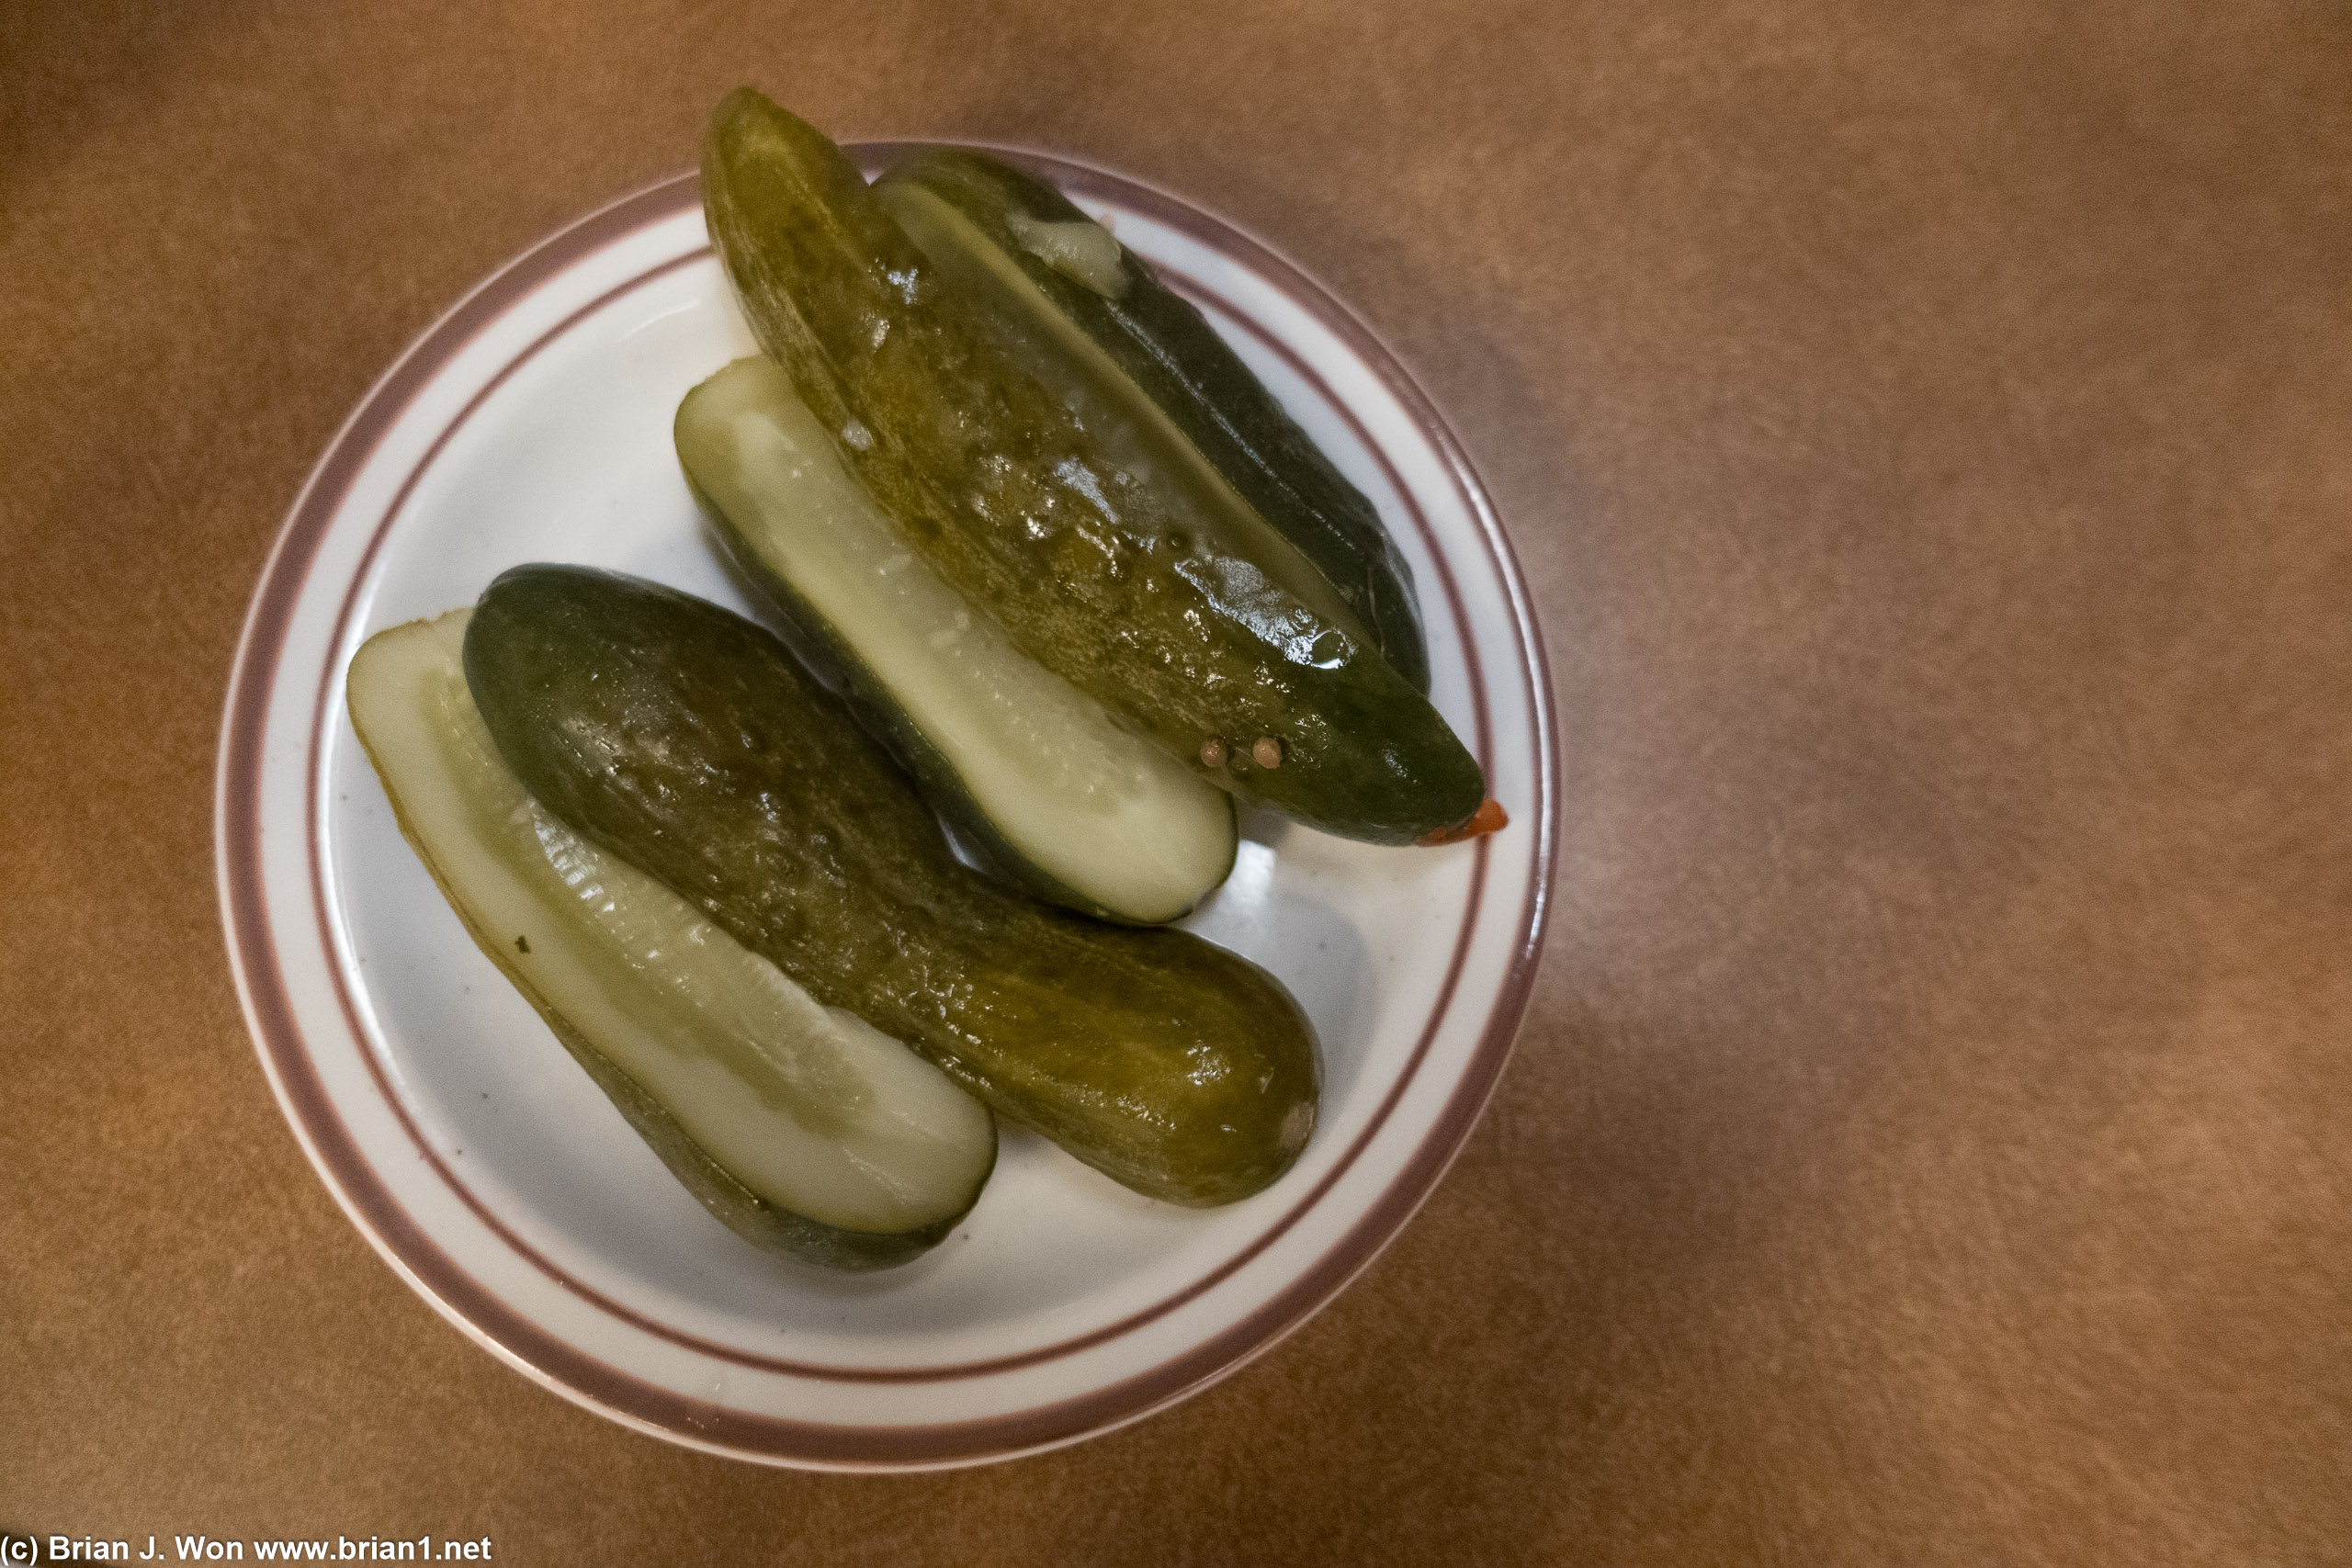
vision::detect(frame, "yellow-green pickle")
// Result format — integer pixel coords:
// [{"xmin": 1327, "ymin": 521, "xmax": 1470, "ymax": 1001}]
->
[
  {"xmin": 701, "ymin": 87, "xmax": 1487, "ymax": 844},
  {"xmin": 463, "ymin": 565, "xmax": 1321, "ymax": 1206}
]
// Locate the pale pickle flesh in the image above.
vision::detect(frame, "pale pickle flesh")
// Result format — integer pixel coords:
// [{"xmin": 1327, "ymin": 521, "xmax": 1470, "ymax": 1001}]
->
[
  {"xmin": 679, "ymin": 356, "xmax": 1236, "ymax": 925},
  {"xmin": 345, "ymin": 610, "xmax": 996, "ymax": 1247}
]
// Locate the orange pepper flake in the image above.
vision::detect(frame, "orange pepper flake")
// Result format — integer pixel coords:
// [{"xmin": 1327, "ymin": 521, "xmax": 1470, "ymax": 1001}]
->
[{"xmin": 1416, "ymin": 797, "xmax": 1509, "ymax": 846}]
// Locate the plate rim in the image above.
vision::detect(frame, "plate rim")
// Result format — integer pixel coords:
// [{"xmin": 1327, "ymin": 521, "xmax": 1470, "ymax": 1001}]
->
[{"xmin": 215, "ymin": 150, "xmax": 1561, "ymax": 1469}]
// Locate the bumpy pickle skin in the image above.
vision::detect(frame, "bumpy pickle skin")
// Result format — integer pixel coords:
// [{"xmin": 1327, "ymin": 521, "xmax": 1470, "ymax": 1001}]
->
[
  {"xmin": 463, "ymin": 565, "xmax": 1321, "ymax": 1207},
  {"xmin": 699, "ymin": 87, "xmax": 1484, "ymax": 844},
  {"xmin": 873, "ymin": 145, "xmax": 1432, "ymax": 694}
]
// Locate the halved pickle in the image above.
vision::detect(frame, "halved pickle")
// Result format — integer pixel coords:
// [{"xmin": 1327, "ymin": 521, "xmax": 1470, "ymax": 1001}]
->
[
  {"xmin": 345, "ymin": 610, "xmax": 997, "ymax": 1270},
  {"xmin": 699, "ymin": 89, "xmax": 1487, "ymax": 845},
  {"xmin": 677, "ymin": 356, "xmax": 1236, "ymax": 924}
]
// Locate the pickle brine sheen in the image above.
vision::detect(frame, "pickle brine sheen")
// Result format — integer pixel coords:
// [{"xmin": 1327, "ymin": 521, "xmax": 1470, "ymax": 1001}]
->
[
  {"xmin": 699, "ymin": 87, "xmax": 1486, "ymax": 844},
  {"xmin": 874, "ymin": 145, "xmax": 1431, "ymax": 694}
]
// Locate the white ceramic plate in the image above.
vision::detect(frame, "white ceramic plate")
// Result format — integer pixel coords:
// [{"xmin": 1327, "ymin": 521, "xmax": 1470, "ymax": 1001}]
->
[{"xmin": 216, "ymin": 147, "xmax": 1557, "ymax": 1470}]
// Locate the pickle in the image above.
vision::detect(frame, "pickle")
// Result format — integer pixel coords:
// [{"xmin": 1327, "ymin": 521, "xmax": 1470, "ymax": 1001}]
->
[
  {"xmin": 677, "ymin": 355, "xmax": 1236, "ymax": 925},
  {"xmin": 874, "ymin": 146, "xmax": 1431, "ymax": 693},
  {"xmin": 463, "ymin": 565, "xmax": 1319, "ymax": 1206},
  {"xmin": 345, "ymin": 610, "xmax": 997, "ymax": 1269},
  {"xmin": 700, "ymin": 87, "xmax": 1484, "ymax": 845}
]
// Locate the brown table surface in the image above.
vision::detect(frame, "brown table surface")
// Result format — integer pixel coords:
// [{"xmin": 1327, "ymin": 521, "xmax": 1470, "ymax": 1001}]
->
[{"xmin": 6, "ymin": 2, "xmax": 2348, "ymax": 1561}]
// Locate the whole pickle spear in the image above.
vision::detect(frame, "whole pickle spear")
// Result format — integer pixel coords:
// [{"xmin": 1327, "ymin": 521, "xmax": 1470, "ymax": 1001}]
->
[
  {"xmin": 464, "ymin": 565, "xmax": 1319, "ymax": 1207},
  {"xmin": 700, "ymin": 87, "xmax": 1485, "ymax": 845},
  {"xmin": 347, "ymin": 609, "xmax": 997, "ymax": 1269},
  {"xmin": 873, "ymin": 145, "xmax": 1430, "ymax": 694}
]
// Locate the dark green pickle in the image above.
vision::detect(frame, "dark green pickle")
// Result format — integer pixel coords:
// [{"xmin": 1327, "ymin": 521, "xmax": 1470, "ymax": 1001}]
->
[
  {"xmin": 875, "ymin": 145, "xmax": 1432, "ymax": 694},
  {"xmin": 464, "ymin": 565, "xmax": 1319, "ymax": 1207},
  {"xmin": 700, "ymin": 88, "xmax": 1485, "ymax": 845}
]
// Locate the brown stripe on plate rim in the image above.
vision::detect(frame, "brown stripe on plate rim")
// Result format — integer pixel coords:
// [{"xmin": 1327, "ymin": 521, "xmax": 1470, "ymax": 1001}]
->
[{"xmin": 219, "ymin": 174, "xmax": 706, "ymax": 1245}]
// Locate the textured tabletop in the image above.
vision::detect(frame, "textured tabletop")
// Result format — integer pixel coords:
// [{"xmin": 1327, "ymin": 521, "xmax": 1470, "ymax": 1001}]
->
[{"xmin": 5, "ymin": 3, "xmax": 2347, "ymax": 1562}]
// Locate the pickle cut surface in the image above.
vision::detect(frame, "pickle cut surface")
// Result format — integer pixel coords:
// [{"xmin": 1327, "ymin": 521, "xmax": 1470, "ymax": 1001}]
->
[
  {"xmin": 463, "ymin": 565, "xmax": 1320, "ymax": 1207},
  {"xmin": 677, "ymin": 355, "xmax": 1235, "ymax": 924},
  {"xmin": 345, "ymin": 609, "xmax": 996, "ymax": 1268}
]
